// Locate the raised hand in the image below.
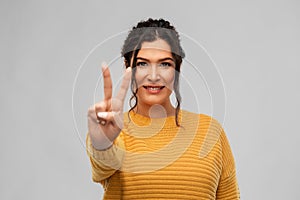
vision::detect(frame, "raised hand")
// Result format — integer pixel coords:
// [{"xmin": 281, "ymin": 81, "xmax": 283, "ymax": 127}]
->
[{"xmin": 87, "ymin": 63, "xmax": 131, "ymax": 150}]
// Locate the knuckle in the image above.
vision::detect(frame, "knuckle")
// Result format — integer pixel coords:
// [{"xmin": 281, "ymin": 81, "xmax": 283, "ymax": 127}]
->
[
  {"xmin": 95, "ymin": 101, "xmax": 105, "ymax": 109},
  {"xmin": 87, "ymin": 106, "xmax": 95, "ymax": 115}
]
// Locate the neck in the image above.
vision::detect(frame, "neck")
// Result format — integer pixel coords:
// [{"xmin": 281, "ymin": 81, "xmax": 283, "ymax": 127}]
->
[{"xmin": 134, "ymin": 101, "xmax": 175, "ymax": 118}]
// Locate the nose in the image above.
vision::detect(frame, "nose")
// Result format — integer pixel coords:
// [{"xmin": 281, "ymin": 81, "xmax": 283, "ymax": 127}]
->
[{"xmin": 147, "ymin": 65, "xmax": 160, "ymax": 82}]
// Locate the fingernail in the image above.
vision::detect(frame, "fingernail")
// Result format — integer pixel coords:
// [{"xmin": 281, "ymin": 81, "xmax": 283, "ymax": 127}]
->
[
  {"xmin": 101, "ymin": 61, "xmax": 107, "ymax": 69},
  {"xmin": 97, "ymin": 112, "xmax": 108, "ymax": 118}
]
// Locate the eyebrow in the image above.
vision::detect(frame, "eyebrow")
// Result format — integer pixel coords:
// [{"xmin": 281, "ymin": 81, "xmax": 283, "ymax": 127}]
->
[{"xmin": 136, "ymin": 57, "xmax": 175, "ymax": 62}]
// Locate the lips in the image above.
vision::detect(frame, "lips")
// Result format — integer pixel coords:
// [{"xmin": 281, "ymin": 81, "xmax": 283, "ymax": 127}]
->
[
  {"xmin": 142, "ymin": 85, "xmax": 165, "ymax": 94},
  {"xmin": 143, "ymin": 85, "xmax": 165, "ymax": 90}
]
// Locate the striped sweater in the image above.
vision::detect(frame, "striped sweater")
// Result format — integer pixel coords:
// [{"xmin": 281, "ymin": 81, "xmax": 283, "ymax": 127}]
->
[{"xmin": 86, "ymin": 110, "xmax": 240, "ymax": 199}]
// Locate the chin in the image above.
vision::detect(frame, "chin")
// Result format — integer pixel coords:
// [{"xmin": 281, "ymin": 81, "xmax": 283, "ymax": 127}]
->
[
  {"xmin": 138, "ymin": 94, "xmax": 172, "ymax": 107},
  {"xmin": 136, "ymin": 86, "xmax": 172, "ymax": 107}
]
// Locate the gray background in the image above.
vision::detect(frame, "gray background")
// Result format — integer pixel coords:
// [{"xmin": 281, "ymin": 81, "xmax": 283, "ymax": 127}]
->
[{"xmin": 1, "ymin": 0, "xmax": 299, "ymax": 199}]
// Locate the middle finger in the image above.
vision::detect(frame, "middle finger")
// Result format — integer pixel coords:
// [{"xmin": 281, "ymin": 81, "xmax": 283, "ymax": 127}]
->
[{"xmin": 102, "ymin": 62, "xmax": 113, "ymax": 101}]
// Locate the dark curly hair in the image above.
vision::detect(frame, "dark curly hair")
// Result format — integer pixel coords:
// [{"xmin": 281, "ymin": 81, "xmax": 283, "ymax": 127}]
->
[{"xmin": 121, "ymin": 18, "xmax": 185, "ymax": 126}]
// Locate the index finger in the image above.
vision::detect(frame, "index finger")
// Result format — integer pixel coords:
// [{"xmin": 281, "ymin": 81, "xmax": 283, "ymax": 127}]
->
[
  {"xmin": 116, "ymin": 67, "xmax": 132, "ymax": 103},
  {"xmin": 102, "ymin": 62, "xmax": 113, "ymax": 101}
]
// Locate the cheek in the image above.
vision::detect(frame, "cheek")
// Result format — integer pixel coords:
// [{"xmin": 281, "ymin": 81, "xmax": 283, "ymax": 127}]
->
[
  {"xmin": 134, "ymin": 70, "xmax": 146, "ymax": 87},
  {"xmin": 162, "ymin": 70, "xmax": 175, "ymax": 90}
]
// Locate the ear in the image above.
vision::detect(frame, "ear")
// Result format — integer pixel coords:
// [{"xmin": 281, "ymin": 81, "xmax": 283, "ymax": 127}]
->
[{"xmin": 124, "ymin": 59, "xmax": 129, "ymax": 68}]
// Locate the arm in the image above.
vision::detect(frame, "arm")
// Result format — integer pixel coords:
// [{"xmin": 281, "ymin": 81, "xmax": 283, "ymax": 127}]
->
[
  {"xmin": 86, "ymin": 133, "xmax": 125, "ymax": 183},
  {"xmin": 86, "ymin": 63, "xmax": 131, "ymax": 183},
  {"xmin": 216, "ymin": 130, "xmax": 240, "ymax": 199}
]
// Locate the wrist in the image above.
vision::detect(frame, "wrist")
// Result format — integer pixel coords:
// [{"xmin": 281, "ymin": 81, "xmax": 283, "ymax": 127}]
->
[{"xmin": 91, "ymin": 139, "xmax": 113, "ymax": 151}]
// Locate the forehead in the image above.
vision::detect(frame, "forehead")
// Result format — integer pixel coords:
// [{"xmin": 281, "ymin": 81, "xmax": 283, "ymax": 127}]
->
[{"xmin": 137, "ymin": 39, "xmax": 172, "ymax": 59}]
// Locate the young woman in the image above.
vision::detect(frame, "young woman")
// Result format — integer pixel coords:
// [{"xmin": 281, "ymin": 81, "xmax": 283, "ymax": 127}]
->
[{"xmin": 86, "ymin": 18, "xmax": 240, "ymax": 199}]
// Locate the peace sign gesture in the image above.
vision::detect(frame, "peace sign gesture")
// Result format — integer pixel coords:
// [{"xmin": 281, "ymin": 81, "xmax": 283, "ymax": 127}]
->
[{"xmin": 87, "ymin": 63, "xmax": 132, "ymax": 150}]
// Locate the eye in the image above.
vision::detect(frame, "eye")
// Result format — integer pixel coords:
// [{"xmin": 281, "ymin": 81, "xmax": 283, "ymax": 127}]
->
[
  {"xmin": 136, "ymin": 61, "xmax": 148, "ymax": 67},
  {"xmin": 159, "ymin": 62, "xmax": 172, "ymax": 67}
]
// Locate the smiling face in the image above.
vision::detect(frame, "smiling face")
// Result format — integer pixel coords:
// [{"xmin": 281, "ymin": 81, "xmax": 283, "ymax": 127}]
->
[{"xmin": 133, "ymin": 39, "xmax": 176, "ymax": 115}]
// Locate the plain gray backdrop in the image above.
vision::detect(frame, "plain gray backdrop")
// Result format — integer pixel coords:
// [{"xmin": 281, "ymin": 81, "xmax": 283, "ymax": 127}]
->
[{"xmin": 1, "ymin": 0, "xmax": 299, "ymax": 199}]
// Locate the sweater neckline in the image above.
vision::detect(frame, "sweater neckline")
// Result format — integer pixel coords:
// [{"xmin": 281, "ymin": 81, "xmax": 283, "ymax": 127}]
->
[{"xmin": 127, "ymin": 110, "xmax": 183, "ymax": 129}]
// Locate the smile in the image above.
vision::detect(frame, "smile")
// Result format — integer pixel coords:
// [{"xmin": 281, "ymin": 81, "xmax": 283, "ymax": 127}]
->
[{"xmin": 143, "ymin": 85, "xmax": 165, "ymax": 94}]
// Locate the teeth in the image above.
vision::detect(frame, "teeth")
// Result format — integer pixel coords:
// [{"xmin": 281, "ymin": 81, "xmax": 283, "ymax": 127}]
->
[{"xmin": 148, "ymin": 87, "xmax": 160, "ymax": 91}]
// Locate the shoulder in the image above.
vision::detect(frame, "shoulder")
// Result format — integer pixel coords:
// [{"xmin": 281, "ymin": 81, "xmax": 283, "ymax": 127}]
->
[
  {"xmin": 180, "ymin": 110, "xmax": 227, "ymax": 156},
  {"xmin": 187, "ymin": 112, "xmax": 235, "ymax": 161},
  {"xmin": 123, "ymin": 111, "xmax": 130, "ymax": 123},
  {"xmin": 181, "ymin": 110, "xmax": 224, "ymax": 131}
]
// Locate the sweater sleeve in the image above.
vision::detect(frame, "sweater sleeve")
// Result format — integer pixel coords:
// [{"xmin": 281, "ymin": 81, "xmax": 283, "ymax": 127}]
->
[
  {"xmin": 86, "ymin": 132, "xmax": 125, "ymax": 183},
  {"xmin": 216, "ymin": 129, "xmax": 240, "ymax": 199}
]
